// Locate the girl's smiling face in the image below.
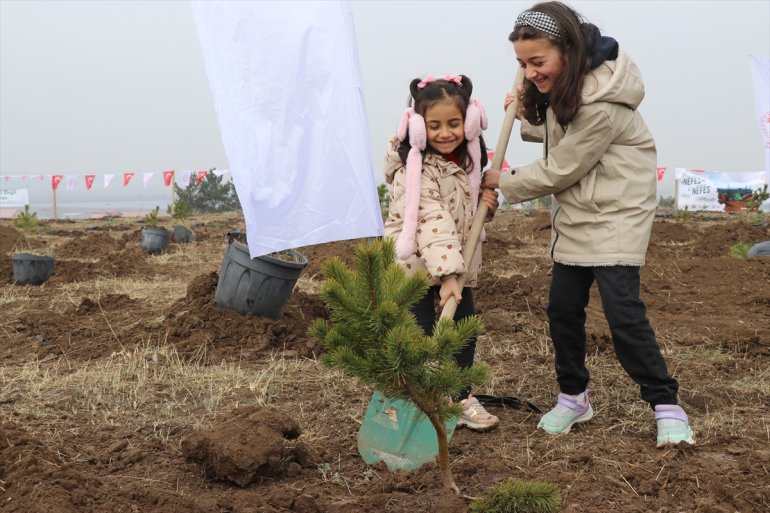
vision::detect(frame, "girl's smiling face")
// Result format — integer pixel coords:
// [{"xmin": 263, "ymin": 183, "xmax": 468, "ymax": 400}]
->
[
  {"xmin": 424, "ymin": 99, "xmax": 465, "ymax": 156},
  {"xmin": 514, "ymin": 37, "xmax": 564, "ymax": 94}
]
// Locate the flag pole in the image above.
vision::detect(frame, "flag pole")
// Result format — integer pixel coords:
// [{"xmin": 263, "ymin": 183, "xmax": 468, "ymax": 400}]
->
[
  {"xmin": 52, "ymin": 179, "xmax": 58, "ymax": 220},
  {"xmin": 170, "ymin": 171, "xmax": 176, "ymax": 216}
]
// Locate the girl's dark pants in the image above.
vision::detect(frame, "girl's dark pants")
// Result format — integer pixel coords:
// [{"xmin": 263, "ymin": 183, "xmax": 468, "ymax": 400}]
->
[
  {"xmin": 411, "ymin": 286, "xmax": 476, "ymax": 400},
  {"xmin": 547, "ymin": 263, "xmax": 679, "ymax": 408}
]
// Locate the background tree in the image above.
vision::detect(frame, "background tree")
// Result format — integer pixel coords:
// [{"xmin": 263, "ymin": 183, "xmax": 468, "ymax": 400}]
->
[
  {"xmin": 308, "ymin": 238, "xmax": 488, "ymax": 494},
  {"xmin": 172, "ymin": 168, "xmax": 240, "ymax": 213}
]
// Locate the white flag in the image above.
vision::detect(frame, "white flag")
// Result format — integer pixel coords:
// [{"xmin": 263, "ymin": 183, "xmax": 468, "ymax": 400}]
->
[
  {"xmin": 750, "ymin": 54, "xmax": 769, "ymax": 190},
  {"xmin": 65, "ymin": 174, "xmax": 77, "ymax": 190},
  {"xmin": 178, "ymin": 169, "xmax": 192, "ymax": 186},
  {"xmin": 192, "ymin": 0, "xmax": 383, "ymax": 257},
  {"xmin": 142, "ymin": 172, "xmax": 154, "ymax": 188},
  {"xmin": 104, "ymin": 173, "xmax": 115, "ymax": 188}
]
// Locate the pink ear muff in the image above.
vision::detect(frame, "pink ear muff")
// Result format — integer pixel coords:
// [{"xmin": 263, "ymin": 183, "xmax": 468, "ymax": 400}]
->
[
  {"xmin": 395, "ymin": 108, "xmax": 426, "ymax": 260},
  {"xmin": 397, "ymin": 108, "xmax": 412, "ymax": 142}
]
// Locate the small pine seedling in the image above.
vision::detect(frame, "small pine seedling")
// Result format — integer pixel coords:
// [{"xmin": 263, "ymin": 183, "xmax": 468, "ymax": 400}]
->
[
  {"xmin": 470, "ymin": 479, "xmax": 561, "ymax": 513},
  {"xmin": 729, "ymin": 242, "xmax": 752, "ymax": 259},
  {"xmin": 13, "ymin": 204, "xmax": 38, "ymax": 229},
  {"xmin": 144, "ymin": 206, "xmax": 161, "ymax": 227}
]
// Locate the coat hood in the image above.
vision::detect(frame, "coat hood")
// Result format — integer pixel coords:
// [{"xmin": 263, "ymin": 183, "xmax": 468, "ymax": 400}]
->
[{"xmin": 581, "ymin": 48, "xmax": 645, "ymax": 110}]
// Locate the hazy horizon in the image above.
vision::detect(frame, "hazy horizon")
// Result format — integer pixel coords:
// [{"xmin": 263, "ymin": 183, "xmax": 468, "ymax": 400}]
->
[{"xmin": 1, "ymin": 0, "xmax": 768, "ymax": 209}]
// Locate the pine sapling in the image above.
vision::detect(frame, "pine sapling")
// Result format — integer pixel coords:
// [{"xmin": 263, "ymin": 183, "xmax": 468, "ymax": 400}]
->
[
  {"xmin": 469, "ymin": 478, "xmax": 561, "ymax": 513},
  {"xmin": 308, "ymin": 238, "xmax": 488, "ymax": 494}
]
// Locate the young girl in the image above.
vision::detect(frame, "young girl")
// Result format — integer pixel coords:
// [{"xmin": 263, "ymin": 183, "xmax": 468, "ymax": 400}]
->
[
  {"xmin": 383, "ymin": 74, "xmax": 500, "ymax": 432},
  {"xmin": 481, "ymin": 2, "xmax": 695, "ymax": 446}
]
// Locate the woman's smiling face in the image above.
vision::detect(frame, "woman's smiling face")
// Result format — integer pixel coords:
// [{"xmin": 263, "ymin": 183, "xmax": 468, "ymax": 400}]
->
[
  {"xmin": 514, "ymin": 37, "xmax": 564, "ymax": 94},
  {"xmin": 424, "ymin": 99, "xmax": 465, "ymax": 156}
]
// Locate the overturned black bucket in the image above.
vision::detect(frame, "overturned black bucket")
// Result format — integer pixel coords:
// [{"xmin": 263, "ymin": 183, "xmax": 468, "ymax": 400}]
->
[
  {"xmin": 141, "ymin": 227, "xmax": 169, "ymax": 254},
  {"xmin": 13, "ymin": 253, "xmax": 55, "ymax": 285},
  {"xmin": 214, "ymin": 233, "xmax": 308, "ymax": 319}
]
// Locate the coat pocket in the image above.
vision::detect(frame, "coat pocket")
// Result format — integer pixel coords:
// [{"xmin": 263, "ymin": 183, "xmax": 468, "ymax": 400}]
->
[{"xmin": 577, "ymin": 164, "xmax": 601, "ymax": 212}]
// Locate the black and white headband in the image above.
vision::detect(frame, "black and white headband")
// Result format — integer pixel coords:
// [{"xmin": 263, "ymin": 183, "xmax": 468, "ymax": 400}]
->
[{"xmin": 514, "ymin": 10, "xmax": 561, "ymax": 38}]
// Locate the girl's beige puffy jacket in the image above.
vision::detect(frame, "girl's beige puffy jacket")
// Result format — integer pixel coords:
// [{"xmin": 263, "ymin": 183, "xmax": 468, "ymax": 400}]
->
[
  {"xmin": 500, "ymin": 48, "xmax": 657, "ymax": 266},
  {"xmin": 383, "ymin": 137, "xmax": 481, "ymax": 286}
]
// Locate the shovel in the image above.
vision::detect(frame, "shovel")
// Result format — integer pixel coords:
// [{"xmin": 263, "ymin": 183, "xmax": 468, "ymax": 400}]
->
[{"xmin": 358, "ymin": 69, "xmax": 526, "ymax": 471}]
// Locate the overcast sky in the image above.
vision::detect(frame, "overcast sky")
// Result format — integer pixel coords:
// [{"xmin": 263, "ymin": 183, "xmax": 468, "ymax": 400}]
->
[{"xmin": 1, "ymin": 0, "xmax": 768, "ymax": 199}]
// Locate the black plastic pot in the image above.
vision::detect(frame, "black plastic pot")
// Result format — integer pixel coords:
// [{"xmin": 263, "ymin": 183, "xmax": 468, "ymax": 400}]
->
[
  {"xmin": 141, "ymin": 227, "xmax": 169, "ymax": 254},
  {"xmin": 13, "ymin": 253, "xmax": 55, "ymax": 285},
  {"xmin": 173, "ymin": 225, "xmax": 195, "ymax": 244},
  {"xmin": 214, "ymin": 239, "xmax": 308, "ymax": 319},
  {"xmin": 748, "ymin": 241, "xmax": 770, "ymax": 257}
]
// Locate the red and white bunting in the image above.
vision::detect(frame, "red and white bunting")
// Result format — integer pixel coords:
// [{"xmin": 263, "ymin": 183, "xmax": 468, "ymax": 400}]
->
[
  {"xmin": 162, "ymin": 170, "xmax": 175, "ymax": 186},
  {"xmin": 65, "ymin": 175, "xmax": 77, "ymax": 190},
  {"xmin": 486, "ymin": 150, "xmax": 511, "ymax": 171},
  {"xmin": 142, "ymin": 172, "xmax": 154, "ymax": 188},
  {"xmin": 178, "ymin": 170, "xmax": 192, "ymax": 185},
  {"xmin": 52, "ymin": 175, "xmax": 64, "ymax": 190},
  {"xmin": 123, "ymin": 172, "xmax": 135, "ymax": 186},
  {"xmin": 104, "ymin": 174, "xmax": 115, "ymax": 188},
  {"xmin": 656, "ymin": 167, "xmax": 666, "ymax": 181},
  {"xmin": 195, "ymin": 170, "xmax": 208, "ymax": 185},
  {"xmin": 85, "ymin": 175, "xmax": 96, "ymax": 190}
]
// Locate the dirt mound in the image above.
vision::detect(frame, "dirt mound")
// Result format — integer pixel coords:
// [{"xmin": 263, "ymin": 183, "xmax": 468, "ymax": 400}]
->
[
  {"xmin": 161, "ymin": 272, "xmax": 327, "ymax": 361},
  {"xmin": 182, "ymin": 406, "xmax": 317, "ymax": 486},
  {"xmin": 55, "ymin": 231, "xmax": 127, "ymax": 258}
]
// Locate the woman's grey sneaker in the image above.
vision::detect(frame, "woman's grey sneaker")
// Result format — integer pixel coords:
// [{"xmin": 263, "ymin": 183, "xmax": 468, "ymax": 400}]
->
[{"xmin": 537, "ymin": 391, "xmax": 593, "ymax": 434}]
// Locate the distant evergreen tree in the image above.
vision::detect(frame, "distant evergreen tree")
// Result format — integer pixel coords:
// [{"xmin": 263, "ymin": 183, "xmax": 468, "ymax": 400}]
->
[{"xmin": 173, "ymin": 169, "xmax": 240, "ymax": 213}]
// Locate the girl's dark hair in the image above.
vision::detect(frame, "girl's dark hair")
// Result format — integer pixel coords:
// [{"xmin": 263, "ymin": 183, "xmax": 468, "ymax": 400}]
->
[
  {"xmin": 509, "ymin": 1, "xmax": 593, "ymax": 127},
  {"xmin": 397, "ymin": 75, "xmax": 488, "ymax": 172}
]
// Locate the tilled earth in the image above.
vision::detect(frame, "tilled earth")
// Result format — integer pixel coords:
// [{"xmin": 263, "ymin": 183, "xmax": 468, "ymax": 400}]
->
[{"xmin": 1, "ymin": 209, "xmax": 769, "ymax": 512}]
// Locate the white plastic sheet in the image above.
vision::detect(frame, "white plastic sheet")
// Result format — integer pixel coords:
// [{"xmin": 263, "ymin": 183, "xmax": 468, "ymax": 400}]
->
[{"xmin": 192, "ymin": 0, "xmax": 383, "ymax": 257}]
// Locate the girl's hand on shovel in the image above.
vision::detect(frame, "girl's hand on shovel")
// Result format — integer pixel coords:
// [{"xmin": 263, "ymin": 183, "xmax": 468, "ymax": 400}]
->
[
  {"xmin": 439, "ymin": 275, "xmax": 462, "ymax": 308},
  {"xmin": 481, "ymin": 188, "xmax": 499, "ymax": 221}
]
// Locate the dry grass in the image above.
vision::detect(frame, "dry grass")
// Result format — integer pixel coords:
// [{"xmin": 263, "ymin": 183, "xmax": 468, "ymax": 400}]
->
[{"xmin": 0, "ymin": 339, "xmax": 308, "ymax": 437}]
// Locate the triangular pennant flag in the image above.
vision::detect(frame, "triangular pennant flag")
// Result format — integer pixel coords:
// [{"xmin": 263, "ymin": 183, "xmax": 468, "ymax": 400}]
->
[
  {"xmin": 656, "ymin": 167, "xmax": 666, "ymax": 181},
  {"xmin": 104, "ymin": 173, "xmax": 115, "ymax": 188},
  {"xmin": 85, "ymin": 174, "xmax": 96, "ymax": 190},
  {"xmin": 2, "ymin": 176, "xmax": 8, "ymax": 182},
  {"xmin": 52, "ymin": 175, "xmax": 64, "ymax": 190},
  {"xmin": 21, "ymin": 175, "xmax": 28, "ymax": 181},
  {"xmin": 123, "ymin": 172, "xmax": 135, "ymax": 186},
  {"xmin": 179, "ymin": 170, "xmax": 192, "ymax": 186},
  {"xmin": 212, "ymin": 169, "xmax": 227, "ymax": 177},
  {"xmin": 39, "ymin": 175, "xmax": 46, "ymax": 181},
  {"xmin": 65, "ymin": 174, "xmax": 77, "ymax": 190},
  {"xmin": 195, "ymin": 170, "xmax": 208, "ymax": 184},
  {"xmin": 162, "ymin": 170, "xmax": 175, "ymax": 186},
  {"xmin": 486, "ymin": 150, "xmax": 511, "ymax": 171},
  {"xmin": 142, "ymin": 172, "xmax": 154, "ymax": 188}
]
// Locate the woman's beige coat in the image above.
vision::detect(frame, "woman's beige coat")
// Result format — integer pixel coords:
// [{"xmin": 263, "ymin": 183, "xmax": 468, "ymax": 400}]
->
[
  {"xmin": 383, "ymin": 137, "xmax": 481, "ymax": 286},
  {"xmin": 500, "ymin": 48, "xmax": 657, "ymax": 266}
]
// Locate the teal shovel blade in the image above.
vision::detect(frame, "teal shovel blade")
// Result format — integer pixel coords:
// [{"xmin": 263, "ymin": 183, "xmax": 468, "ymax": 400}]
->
[{"xmin": 358, "ymin": 391, "xmax": 458, "ymax": 471}]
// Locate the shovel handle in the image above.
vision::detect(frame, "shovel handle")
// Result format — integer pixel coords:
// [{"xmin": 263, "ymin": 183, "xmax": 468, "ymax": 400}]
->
[{"xmin": 439, "ymin": 68, "xmax": 525, "ymax": 320}]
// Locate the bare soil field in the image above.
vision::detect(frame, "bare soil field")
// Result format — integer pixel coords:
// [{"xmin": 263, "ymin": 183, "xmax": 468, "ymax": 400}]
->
[{"xmin": 1, "ymin": 209, "xmax": 769, "ymax": 513}]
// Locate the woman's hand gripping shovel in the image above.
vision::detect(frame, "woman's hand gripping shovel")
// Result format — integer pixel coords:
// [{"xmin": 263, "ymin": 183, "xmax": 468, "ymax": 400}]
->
[{"xmin": 357, "ymin": 70, "xmax": 527, "ymax": 472}]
